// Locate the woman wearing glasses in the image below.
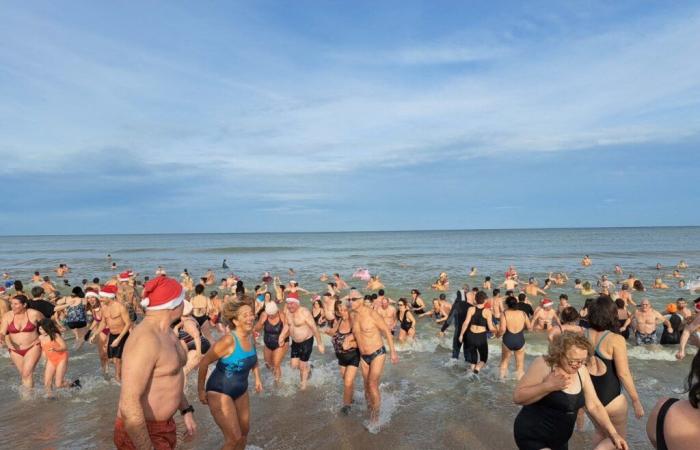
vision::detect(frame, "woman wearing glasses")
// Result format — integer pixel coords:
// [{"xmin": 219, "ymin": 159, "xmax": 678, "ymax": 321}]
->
[{"xmin": 513, "ymin": 332, "xmax": 628, "ymax": 450}]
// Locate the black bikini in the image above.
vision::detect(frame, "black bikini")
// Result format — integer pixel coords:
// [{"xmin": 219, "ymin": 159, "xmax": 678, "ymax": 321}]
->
[{"xmin": 514, "ymin": 370, "xmax": 585, "ymax": 450}]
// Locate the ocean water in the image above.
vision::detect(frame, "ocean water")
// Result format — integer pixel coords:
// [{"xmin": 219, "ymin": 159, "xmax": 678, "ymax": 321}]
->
[{"xmin": 1, "ymin": 227, "xmax": 698, "ymax": 449}]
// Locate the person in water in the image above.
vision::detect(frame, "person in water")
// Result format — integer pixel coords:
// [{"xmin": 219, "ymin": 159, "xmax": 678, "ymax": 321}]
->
[
  {"xmin": 38, "ymin": 318, "xmax": 75, "ymax": 397},
  {"xmin": 0, "ymin": 294, "xmax": 44, "ymax": 388},
  {"xmin": 253, "ymin": 301, "xmax": 287, "ymax": 383},
  {"xmin": 101, "ymin": 284, "xmax": 132, "ymax": 382},
  {"xmin": 459, "ymin": 291, "xmax": 496, "ymax": 374},
  {"xmin": 633, "ymin": 299, "xmax": 672, "ymax": 346},
  {"xmin": 409, "ymin": 289, "xmax": 426, "ymax": 314},
  {"xmin": 396, "ymin": 298, "xmax": 417, "ymax": 343},
  {"xmin": 350, "ymin": 289, "xmax": 399, "ymax": 424},
  {"xmin": 646, "ymin": 351, "xmax": 700, "ymax": 449},
  {"xmin": 439, "ymin": 290, "xmax": 470, "ymax": 360},
  {"xmin": 585, "ymin": 297, "xmax": 645, "ymax": 446},
  {"xmin": 115, "ymin": 276, "xmax": 196, "ymax": 450},
  {"xmin": 499, "ymin": 295, "xmax": 531, "ymax": 380},
  {"xmin": 198, "ymin": 302, "xmax": 262, "ymax": 450},
  {"xmin": 513, "ymin": 332, "xmax": 628, "ymax": 450},
  {"xmin": 53, "ymin": 286, "xmax": 89, "ymax": 349},
  {"xmin": 676, "ymin": 298, "xmax": 700, "ymax": 361},
  {"xmin": 175, "ymin": 300, "xmax": 211, "ymax": 376},
  {"xmin": 282, "ymin": 297, "xmax": 324, "ymax": 390},
  {"xmin": 325, "ymin": 299, "xmax": 360, "ymax": 414}
]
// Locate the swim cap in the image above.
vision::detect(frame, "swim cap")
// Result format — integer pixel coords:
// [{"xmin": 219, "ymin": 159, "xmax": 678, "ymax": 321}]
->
[{"xmin": 265, "ymin": 302, "xmax": 279, "ymax": 315}]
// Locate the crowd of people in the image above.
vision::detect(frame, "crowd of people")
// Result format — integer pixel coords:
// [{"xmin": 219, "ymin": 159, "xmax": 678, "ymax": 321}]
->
[{"xmin": 1, "ymin": 257, "xmax": 699, "ymax": 449}]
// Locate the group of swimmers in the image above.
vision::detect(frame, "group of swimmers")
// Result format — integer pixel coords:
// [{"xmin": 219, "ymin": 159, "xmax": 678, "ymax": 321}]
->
[{"xmin": 1, "ymin": 258, "xmax": 699, "ymax": 449}]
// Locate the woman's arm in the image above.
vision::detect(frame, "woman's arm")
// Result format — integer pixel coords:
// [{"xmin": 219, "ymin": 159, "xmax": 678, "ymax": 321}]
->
[
  {"xmin": 611, "ymin": 336, "xmax": 644, "ymax": 418},
  {"xmin": 513, "ymin": 356, "xmax": 563, "ymax": 405},
  {"xmin": 253, "ymin": 313, "xmax": 266, "ymax": 332},
  {"xmin": 53, "ymin": 335, "xmax": 68, "ymax": 352},
  {"xmin": 459, "ymin": 309, "xmax": 474, "ymax": 342}
]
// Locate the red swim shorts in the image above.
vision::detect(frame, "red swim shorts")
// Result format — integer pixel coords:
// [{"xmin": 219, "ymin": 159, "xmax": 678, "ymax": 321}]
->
[{"xmin": 113, "ymin": 416, "xmax": 176, "ymax": 450}]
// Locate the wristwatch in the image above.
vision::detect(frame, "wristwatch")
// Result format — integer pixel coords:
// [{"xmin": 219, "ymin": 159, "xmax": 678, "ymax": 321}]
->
[{"xmin": 180, "ymin": 405, "xmax": 194, "ymax": 416}]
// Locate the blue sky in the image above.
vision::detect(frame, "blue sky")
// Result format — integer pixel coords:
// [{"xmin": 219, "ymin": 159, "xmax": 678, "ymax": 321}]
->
[{"xmin": 1, "ymin": 1, "xmax": 699, "ymax": 234}]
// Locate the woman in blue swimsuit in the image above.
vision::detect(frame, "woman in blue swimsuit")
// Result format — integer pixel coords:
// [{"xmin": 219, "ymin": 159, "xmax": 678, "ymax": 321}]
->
[{"xmin": 198, "ymin": 302, "xmax": 262, "ymax": 449}]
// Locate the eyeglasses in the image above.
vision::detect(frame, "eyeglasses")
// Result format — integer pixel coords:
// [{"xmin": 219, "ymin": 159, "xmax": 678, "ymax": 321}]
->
[
  {"xmin": 348, "ymin": 297, "xmax": 361, "ymax": 302},
  {"xmin": 563, "ymin": 355, "xmax": 587, "ymax": 367}
]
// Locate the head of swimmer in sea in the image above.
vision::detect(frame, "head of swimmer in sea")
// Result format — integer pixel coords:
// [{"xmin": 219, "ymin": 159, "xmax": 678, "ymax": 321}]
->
[
  {"xmin": 312, "ymin": 299, "xmax": 323, "ymax": 311},
  {"xmin": 475, "ymin": 291, "xmax": 488, "ymax": 305},
  {"xmin": 640, "ymin": 299, "xmax": 652, "ymax": 310},
  {"xmin": 505, "ymin": 296, "xmax": 518, "ymax": 310},
  {"xmin": 38, "ymin": 318, "xmax": 61, "ymax": 340},
  {"xmin": 411, "ymin": 289, "xmax": 420, "ymax": 299},
  {"xmin": 680, "ymin": 280, "xmax": 687, "ymax": 288},
  {"xmin": 222, "ymin": 302, "xmax": 254, "ymax": 333},
  {"xmin": 334, "ymin": 300, "xmax": 349, "ymax": 320},
  {"xmin": 560, "ymin": 307, "xmax": 579, "ymax": 325},
  {"xmin": 582, "ymin": 281, "xmax": 592, "ymax": 290},
  {"xmin": 10, "ymin": 295, "xmax": 29, "ymax": 314},
  {"xmin": 588, "ymin": 296, "xmax": 618, "ymax": 332},
  {"xmin": 432, "ymin": 299, "xmax": 440, "ymax": 310},
  {"xmin": 677, "ymin": 298, "xmax": 687, "ymax": 310},
  {"xmin": 348, "ymin": 290, "xmax": 363, "ymax": 311},
  {"xmin": 545, "ymin": 332, "xmax": 593, "ymax": 375},
  {"xmin": 397, "ymin": 298, "xmax": 408, "ymax": 311}
]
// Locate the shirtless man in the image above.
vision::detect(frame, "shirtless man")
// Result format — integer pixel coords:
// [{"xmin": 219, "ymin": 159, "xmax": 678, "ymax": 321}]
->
[
  {"xmin": 366, "ymin": 275, "xmax": 384, "ymax": 291},
  {"xmin": 490, "ymin": 289, "xmax": 504, "ymax": 325},
  {"xmin": 501, "ymin": 275, "xmax": 518, "ymax": 291},
  {"xmin": 482, "ymin": 276, "xmax": 492, "ymax": 291},
  {"xmin": 522, "ymin": 278, "xmax": 547, "ymax": 298},
  {"xmin": 531, "ymin": 299, "xmax": 561, "ymax": 331},
  {"xmin": 376, "ymin": 296, "xmax": 398, "ymax": 334},
  {"xmin": 114, "ymin": 276, "xmax": 196, "ymax": 449},
  {"xmin": 282, "ymin": 297, "xmax": 324, "ymax": 389},
  {"xmin": 41, "ymin": 276, "xmax": 57, "ymax": 296},
  {"xmin": 557, "ymin": 294, "xmax": 571, "ymax": 316},
  {"xmin": 117, "ymin": 272, "xmax": 139, "ymax": 323},
  {"xmin": 333, "ymin": 273, "xmax": 349, "ymax": 291},
  {"xmin": 375, "ymin": 289, "xmax": 394, "ymax": 306},
  {"xmin": 349, "ymin": 289, "xmax": 398, "ymax": 424},
  {"xmin": 582, "ymin": 255, "xmax": 592, "ymax": 266},
  {"xmin": 616, "ymin": 284, "xmax": 635, "ymax": 307},
  {"xmin": 203, "ymin": 269, "xmax": 216, "ymax": 286},
  {"xmin": 101, "ymin": 285, "xmax": 132, "ymax": 382},
  {"xmin": 676, "ymin": 298, "xmax": 692, "ymax": 321},
  {"xmin": 675, "ymin": 299, "xmax": 700, "ymax": 360},
  {"xmin": 632, "ymin": 299, "xmax": 672, "ymax": 345},
  {"xmin": 321, "ymin": 292, "xmax": 337, "ymax": 328},
  {"xmin": 597, "ymin": 275, "xmax": 614, "ymax": 291}
]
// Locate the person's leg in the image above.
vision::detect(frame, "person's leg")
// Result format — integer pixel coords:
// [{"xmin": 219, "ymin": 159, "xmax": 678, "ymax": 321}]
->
[
  {"xmin": 300, "ymin": 361, "xmax": 310, "ymax": 389},
  {"xmin": 514, "ymin": 348, "xmax": 526, "ymax": 380},
  {"xmin": 263, "ymin": 347, "xmax": 273, "ymax": 370},
  {"xmin": 367, "ymin": 354, "xmax": 386, "ymax": 423},
  {"xmin": 452, "ymin": 328, "xmax": 461, "ymax": 359},
  {"xmin": 360, "ymin": 359, "xmax": 371, "ymax": 407},
  {"xmin": 233, "ymin": 393, "xmax": 250, "ymax": 450},
  {"xmin": 272, "ymin": 345, "xmax": 285, "ymax": 382},
  {"xmin": 44, "ymin": 361, "xmax": 56, "ymax": 396},
  {"xmin": 55, "ymin": 358, "xmax": 68, "ymax": 388},
  {"xmin": 475, "ymin": 338, "xmax": 488, "ymax": 371},
  {"xmin": 114, "ymin": 357, "xmax": 122, "ymax": 382},
  {"xmin": 207, "ymin": 391, "xmax": 244, "ymax": 450},
  {"xmin": 21, "ymin": 345, "xmax": 42, "ymax": 388},
  {"xmin": 343, "ymin": 366, "xmax": 357, "ymax": 407},
  {"xmin": 591, "ymin": 395, "xmax": 628, "ymax": 446},
  {"xmin": 499, "ymin": 344, "xmax": 511, "ymax": 379}
]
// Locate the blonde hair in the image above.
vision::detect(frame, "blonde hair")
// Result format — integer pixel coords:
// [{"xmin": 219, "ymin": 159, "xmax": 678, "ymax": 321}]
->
[
  {"xmin": 221, "ymin": 301, "xmax": 252, "ymax": 329},
  {"xmin": 544, "ymin": 331, "xmax": 593, "ymax": 367}
]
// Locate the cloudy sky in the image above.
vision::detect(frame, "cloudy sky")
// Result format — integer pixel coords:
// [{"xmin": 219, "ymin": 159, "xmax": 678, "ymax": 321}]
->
[{"xmin": 1, "ymin": 1, "xmax": 699, "ymax": 234}]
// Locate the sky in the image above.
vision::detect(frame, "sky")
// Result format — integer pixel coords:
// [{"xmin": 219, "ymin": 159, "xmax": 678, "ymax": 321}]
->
[{"xmin": 1, "ymin": 1, "xmax": 699, "ymax": 235}]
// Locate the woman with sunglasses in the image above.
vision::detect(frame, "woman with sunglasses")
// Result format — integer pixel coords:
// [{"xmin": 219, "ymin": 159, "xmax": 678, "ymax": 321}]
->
[{"xmin": 513, "ymin": 331, "xmax": 628, "ymax": 450}]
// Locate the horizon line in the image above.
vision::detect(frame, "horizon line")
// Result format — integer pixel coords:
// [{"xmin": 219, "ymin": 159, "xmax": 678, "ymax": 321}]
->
[{"xmin": 0, "ymin": 224, "xmax": 698, "ymax": 238}]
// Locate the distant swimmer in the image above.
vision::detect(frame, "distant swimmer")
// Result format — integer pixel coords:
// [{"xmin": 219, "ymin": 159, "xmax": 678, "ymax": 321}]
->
[
  {"xmin": 652, "ymin": 278, "xmax": 669, "ymax": 289},
  {"xmin": 350, "ymin": 289, "xmax": 398, "ymax": 424},
  {"xmin": 396, "ymin": 298, "xmax": 416, "ymax": 343},
  {"xmin": 614, "ymin": 264, "xmax": 623, "ymax": 275},
  {"xmin": 469, "ymin": 267, "xmax": 478, "ymax": 277},
  {"xmin": 582, "ymin": 255, "xmax": 592, "ymax": 267},
  {"xmin": 222, "ymin": 259, "xmax": 229, "ymax": 269},
  {"xmin": 523, "ymin": 278, "xmax": 547, "ymax": 298},
  {"xmin": 677, "ymin": 259, "xmax": 688, "ymax": 269},
  {"xmin": 531, "ymin": 299, "xmax": 561, "ymax": 331},
  {"xmin": 333, "ymin": 273, "xmax": 349, "ymax": 291},
  {"xmin": 482, "ymin": 276, "xmax": 492, "ymax": 290},
  {"xmin": 366, "ymin": 275, "xmax": 384, "ymax": 291},
  {"xmin": 431, "ymin": 272, "xmax": 449, "ymax": 291}
]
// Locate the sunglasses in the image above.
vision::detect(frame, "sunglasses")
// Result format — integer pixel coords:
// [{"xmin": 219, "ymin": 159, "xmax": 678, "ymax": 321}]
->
[{"xmin": 348, "ymin": 297, "xmax": 361, "ymax": 302}]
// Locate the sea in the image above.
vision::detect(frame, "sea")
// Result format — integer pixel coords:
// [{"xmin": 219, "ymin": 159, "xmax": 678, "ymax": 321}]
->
[{"xmin": 1, "ymin": 227, "xmax": 698, "ymax": 449}]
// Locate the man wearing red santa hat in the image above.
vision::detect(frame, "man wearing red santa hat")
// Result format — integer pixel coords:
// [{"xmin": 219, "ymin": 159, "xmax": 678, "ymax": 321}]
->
[{"xmin": 114, "ymin": 276, "xmax": 196, "ymax": 449}]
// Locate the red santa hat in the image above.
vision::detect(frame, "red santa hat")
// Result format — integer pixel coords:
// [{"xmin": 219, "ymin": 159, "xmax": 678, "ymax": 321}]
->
[
  {"xmin": 99, "ymin": 284, "xmax": 118, "ymax": 299},
  {"xmin": 542, "ymin": 298, "xmax": 553, "ymax": 308},
  {"xmin": 85, "ymin": 288, "xmax": 99, "ymax": 298},
  {"xmin": 140, "ymin": 276, "xmax": 185, "ymax": 311},
  {"xmin": 118, "ymin": 272, "xmax": 130, "ymax": 282}
]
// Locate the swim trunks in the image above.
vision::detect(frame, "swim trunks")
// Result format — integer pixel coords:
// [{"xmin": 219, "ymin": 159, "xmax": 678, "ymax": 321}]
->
[
  {"xmin": 635, "ymin": 330, "xmax": 657, "ymax": 345},
  {"xmin": 291, "ymin": 336, "xmax": 314, "ymax": 362},
  {"xmin": 107, "ymin": 332, "xmax": 130, "ymax": 359},
  {"xmin": 114, "ymin": 416, "xmax": 176, "ymax": 450}
]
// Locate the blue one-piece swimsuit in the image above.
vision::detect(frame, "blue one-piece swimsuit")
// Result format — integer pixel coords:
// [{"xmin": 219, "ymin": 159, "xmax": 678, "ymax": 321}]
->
[{"xmin": 206, "ymin": 333, "xmax": 258, "ymax": 400}]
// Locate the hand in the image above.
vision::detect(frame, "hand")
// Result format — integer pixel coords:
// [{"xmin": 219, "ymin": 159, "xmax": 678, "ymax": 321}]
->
[
  {"xmin": 632, "ymin": 399, "xmax": 645, "ymax": 419},
  {"xmin": 255, "ymin": 378, "xmax": 263, "ymax": 393},
  {"xmin": 544, "ymin": 370, "xmax": 570, "ymax": 391},
  {"xmin": 317, "ymin": 343, "xmax": 325, "ymax": 354},
  {"xmin": 198, "ymin": 389, "xmax": 208, "ymax": 405},
  {"xmin": 182, "ymin": 412, "xmax": 196, "ymax": 440},
  {"xmin": 620, "ymin": 326, "xmax": 626, "ymax": 332},
  {"xmin": 610, "ymin": 432, "xmax": 628, "ymax": 450},
  {"xmin": 437, "ymin": 332, "xmax": 444, "ymax": 338},
  {"xmin": 667, "ymin": 327, "xmax": 673, "ymax": 333},
  {"xmin": 110, "ymin": 338, "xmax": 120, "ymax": 348},
  {"xmin": 676, "ymin": 350, "xmax": 686, "ymax": 360},
  {"xmin": 391, "ymin": 350, "xmax": 399, "ymax": 364},
  {"xmin": 278, "ymin": 337, "xmax": 286, "ymax": 347}
]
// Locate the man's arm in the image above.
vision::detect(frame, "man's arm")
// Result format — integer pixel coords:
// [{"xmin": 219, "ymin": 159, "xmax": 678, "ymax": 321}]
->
[
  {"xmin": 118, "ymin": 334, "xmax": 158, "ymax": 450},
  {"xmin": 304, "ymin": 310, "xmax": 324, "ymax": 353},
  {"xmin": 112, "ymin": 304, "xmax": 132, "ymax": 346}
]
